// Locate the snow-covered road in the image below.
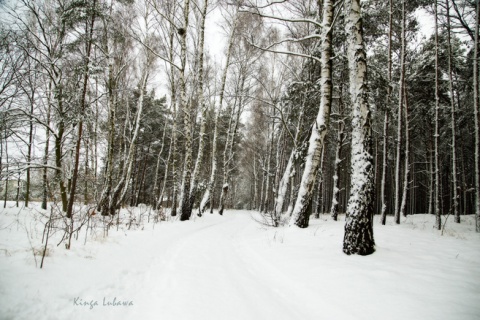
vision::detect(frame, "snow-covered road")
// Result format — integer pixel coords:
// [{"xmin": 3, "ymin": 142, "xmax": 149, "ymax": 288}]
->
[
  {"xmin": 1, "ymin": 206, "xmax": 480, "ymax": 320},
  {"xmin": 127, "ymin": 212, "xmax": 351, "ymax": 320}
]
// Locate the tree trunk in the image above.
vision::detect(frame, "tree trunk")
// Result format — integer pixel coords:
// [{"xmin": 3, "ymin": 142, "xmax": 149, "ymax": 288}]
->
[
  {"xmin": 187, "ymin": 0, "xmax": 209, "ymax": 217},
  {"xmin": 330, "ymin": 120, "xmax": 344, "ymax": 221},
  {"xmin": 168, "ymin": 25, "xmax": 179, "ymax": 217},
  {"xmin": 446, "ymin": 0, "xmax": 459, "ymax": 223},
  {"xmin": 219, "ymin": 78, "xmax": 245, "ymax": 215},
  {"xmin": 156, "ymin": 119, "xmax": 174, "ymax": 211},
  {"xmin": 3, "ymin": 131, "xmax": 8, "ymax": 208},
  {"xmin": 179, "ymin": 0, "xmax": 193, "ymax": 221},
  {"xmin": 106, "ymin": 71, "xmax": 149, "ymax": 215},
  {"xmin": 200, "ymin": 11, "xmax": 238, "ymax": 214},
  {"xmin": 434, "ymin": 0, "xmax": 442, "ymax": 230},
  {"xmin": 97, "ymin": 53, "xmax": 118, "ymax": 215},
  {"xmin": 380, "ymin": 0, "xmax": 393, "ymax": 225},
  {"xmin": 55, "ymin": 112, "xmax": 68, "ymax": 213},
  {"xmin": 25, "ymin": 83, "xmax": 35, "ymax": 207},
  {"xmin": 153, "ymin": 121, "xmax": 168, "ymax": 206},
  {"xmin": 315, "ymin": 147, "xmax": 325, "ymax": 218},
  {"xmin": 66, "ymin": 1, "xmax": 97, "ymax": 219},
  {"xmin": 473, "ymin": 0, "xmax": 480, "ymax": 232},
  {"xmin": 330, "ymin": 75, "xmax": 346, "ymax": 221},
  {"xmin": 273, "ymin": 104, "xmax": 305, "ymax": 223},
  {"xmin": 41, "ymin": 85, "xmax": 52, "ymax": 210},
  {"xmin": 399, "ymin": 85, "xmax": 409, "ymax": 217},
  {"xmin": 394, "ymin": 0, "xmax": 406, "ymax": 225},
  {"xmin": 289, "ymin": 0, "xmax": 333, "ymax": 228},
  {"xmin": 343, "ymin": 0, "xmax": 375, "ymax": 255},
  {"xmin": 261, "ymin": 105, "xmax": 276, "ymax": 215}
]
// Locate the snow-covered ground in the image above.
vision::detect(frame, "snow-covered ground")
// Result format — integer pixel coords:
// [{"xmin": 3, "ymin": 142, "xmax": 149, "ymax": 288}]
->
[{"xmin": 1, "ymin": 202, "xmax": 479, "ymax": 320}]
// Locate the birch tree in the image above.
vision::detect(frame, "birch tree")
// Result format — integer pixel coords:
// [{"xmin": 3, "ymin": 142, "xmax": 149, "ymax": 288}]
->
[
  {"xmin": 330, "ymin": 82, "xmax": 346, "ymax": 221},
  {"xmin": 97, "ymin": 2, "xmax": 131, "ymax": 216},
  {"xmin": 178, "ymin": 0, "xmax": 192, "ymax": 221},
  {"xmin": 446, "ymin": 0, "xmax": 460, "ymax": 223},
  {"xmin": 199, "ymin": 7, "xmax": 239, "ymax": 214},
  {"xmin": 343, "ymin": 0, "xmax": 375, "ymax": 255},
  {"xmin": 380, "ymin": 0, "xmax": 393, "ymax": 225},
  {"xmin": 186, "ymin": 0, "xmax": 209, "ymax": 218},
  {"xmin": 288, "ymin": 0, "xmax": 333, "ymax": 228},
  {"xmin": 394, "ymin": 0, "xmax": 406, "ymax": 225},
  {"xmin": 474, "ymin": 0, "xmax": 480, "ymax": 232},
  {"xmin": 434, "ymin": 0, "xmax": 442, "ymax": 230}
]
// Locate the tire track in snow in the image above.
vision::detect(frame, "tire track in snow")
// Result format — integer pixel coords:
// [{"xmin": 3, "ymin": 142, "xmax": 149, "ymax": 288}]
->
[{"xmin": 126, "ymin": 211, "xmax": 355, "ymax": 320}]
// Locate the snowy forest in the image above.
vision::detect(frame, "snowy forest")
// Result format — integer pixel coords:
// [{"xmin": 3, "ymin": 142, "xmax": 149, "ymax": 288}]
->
[
  {"xmin": 1, "ymin": 0, "xmax": 480, "ymax": 318},
  {"xmin": 0, "ymin": 0, "xmax": 480, "ymax": 247}
]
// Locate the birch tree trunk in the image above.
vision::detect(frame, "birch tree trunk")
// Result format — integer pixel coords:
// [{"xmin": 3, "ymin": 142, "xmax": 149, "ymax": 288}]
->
[
  {"xmin": 273, "ymin": 103, "xmax": 305, "ymax": 224},
  {"xmin": 54, "ymin": 90, "xmax": 68, "ymax": 213},
  {"xmin": 330, "ymin": 119, "xmax": 344, "ymax": 221},
  {"xmin": 25, "ymin": 67, "xmax": 37, "ymax": 207},
  {"xmin": 187, "ymin": 0, "xmax": 208, "ymax": 217},
  {"xmin": 434, "ymin": 0, "xmax": 442, "ymax": 230},
  {"xmin": 394, "ymin": 0, "xmax": 406, "ymax": 225},
  {"xmin": 200, "ymin": 11, "xmax": 238, "ymax": 214},
  {"xmin": 315, "ymin": 147, "xmax": 325, "ymax": 218},
  {"xmin": 219, "ymin": 77, "xmax": 245, "ymax": 215},
  {"xmin": 289, "ymin": 0, "xmax": 333, "ymax": 228},
  {"xmin": 343, "ymin": 0, "xmax": 375, "ymax": 255},
  {"xmin": 446, "ymin": 0, "xmax": 460, "ymax": 223},
  {"xmin": 261, "ymin": 104, "xmax": 276, "ymax": 215},
  {"xmin": 380, "ymin": 0, "xmax": 393, "ymax": 225},
  {"xmin": 167, "ymin": 21, "xmax": 179, "ymax": 217},
  {"xmin": 473, "ymin": 0, "xmax": 480, "ymax": 232},
  {"xmin": 107, "ymin": 71, "xmax": 149, "ymax": 214},
  {"xmin": 97, "ymin": 40, "xmax": 117, "ymax": 215},
  {"xmin": 330, "ymin": 73, "xmax": 346, "ymax": 221},
  {"xmin": 152, "ymin": 122, "xmax": 167, "ymax": 205},
  {"xmin": 170, "ymin": 103, "xmax": 179, "ymax": 217},
  {"xmin": 179, "ymin": 0, "xmax": 192, "ymax": 221},
  {"xmin": 156, "ymin": 117, "xmax": 174, "ymax": 211},
  {"xmin": 399, "ymin": 85, "xmax": 409, "ymax": 217},
  {"xmin": 428, "ymin": 137, "xmax": 434, "ymax": 216},
  {"xmin": 41, "ymin": 85, "xmax": 52, "ymax": 210}
]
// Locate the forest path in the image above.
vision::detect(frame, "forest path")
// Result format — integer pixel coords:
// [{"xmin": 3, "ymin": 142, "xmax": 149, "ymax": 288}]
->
[
  {"xmin": 121, "ymin": 211, "xmax": 351, "ymax": 320},
  {"xmin": 2, "ymin": 205, "xmax": 479, "ymax": 320}
]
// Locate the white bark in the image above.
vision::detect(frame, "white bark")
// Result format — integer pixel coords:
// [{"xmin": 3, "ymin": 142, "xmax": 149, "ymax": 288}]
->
[
  {"xmin": 273, "ymin": 103, "xmax": 305, "ymax": 222},
  {"xmin": 399, "ymin": 86, "xmax": 409, "ymax": 218},
  {"xmin": 262, "ymin": 105, "xmax": 276, "ymax": 215},
  {"xmin": 394, "ymin": 0, "xmax": 406, "ymax": 225},
  {"xmin": 275, "ymin": 151, "xmax": 294, "ymax": 222},
  {"xmin": 330, "ymin": 120, "xmax": 344, "ymax": 221},
  {"xmin": 446, "ymin": 0, "xmax": 460, "ymax": 223},
  {"xmin": 434, "ymin": 0, "xmax": 442, "ymax": 230},
  {"xmin": 380, "ymin": 0, "xmax": 392, "ymax": 226},
  {"xmin": 97, "ymin": 53, "xmax": 117, "ymax": 214},
  {"xmin": 153, "ymin": 120, "xmax": 168, "ymax": 206},
  {"xmin": 343, "ymin": 0, "xmax": 375, "ymax": 255},
  {"xmin": 114, "ymin": 72, "xmax": 149, "ymax": 209},
  {"xmin": 219, "ymin": 77, "xmax": 245, "ymax": 215},
  {"xmin": 200, "ymin": 11, "xmax": 238, "ymax": 214},
  {"xmin": 288, "ymin": 0, "xmax": 333, "ymax": 228},
  {"xmin": 474, "ymin": 0, "xmax": 480, "ymax": 232},
  {"xmin": 179, "ymin": 0, "xmax": 192, "ymax": 221},
  {"xmin": 189, "ymin": 0, "xmax": 209, "ymax": 217},
  {"xmin": 380, "ymin": 111, "xmax": 388, "ymax": 224}
]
